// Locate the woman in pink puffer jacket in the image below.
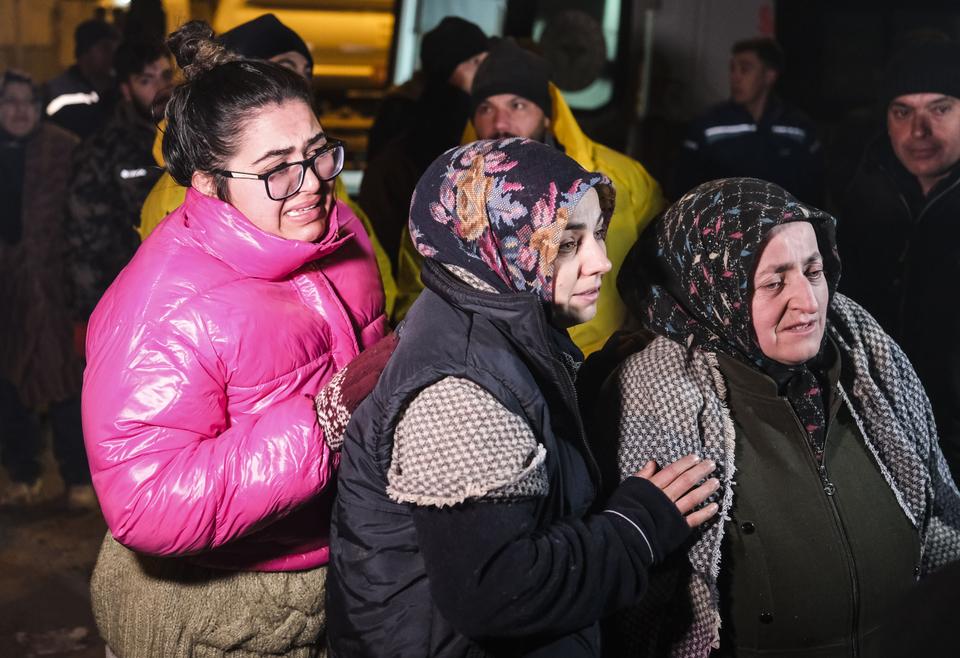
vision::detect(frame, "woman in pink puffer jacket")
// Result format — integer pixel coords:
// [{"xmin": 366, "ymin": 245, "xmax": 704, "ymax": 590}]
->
[{"xmin": 83, "ymin": 22, "xmax": 387, "ymax": 658}]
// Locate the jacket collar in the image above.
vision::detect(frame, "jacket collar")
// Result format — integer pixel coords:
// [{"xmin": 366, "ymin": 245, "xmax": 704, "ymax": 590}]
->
[
  {"xmin": 421, "ymin": 258, "xmax": 581, "ymax": 369},
  {"xmin": 715, "ymin": 335, "xmax": 842, "ymax": 401},
  {"xmin": 180, "ymin": 187, "xmax": 352, "ymax": 280}
]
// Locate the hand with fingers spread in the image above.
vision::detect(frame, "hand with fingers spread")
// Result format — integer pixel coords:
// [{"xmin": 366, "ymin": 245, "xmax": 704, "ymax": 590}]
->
[
  {"xmin": 635, "ymin": 453, "xmax": 720, "ymax": 528},
  {"xmin": 601, "ymin": 453, "xmax": 720, "ymax": 566}
]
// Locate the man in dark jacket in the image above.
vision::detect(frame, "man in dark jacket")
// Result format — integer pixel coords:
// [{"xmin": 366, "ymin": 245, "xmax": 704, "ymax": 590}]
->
[
  {"xmin": 359, "ymin": 17, "xmax": 488, "ymax": 269},
  {"xmin": 839, "ymin": 39, "xmax": 960, "ymax": 480},
  {"xmin": 44, "ymin": 19, "xmax": 119, "ymax": 139},
  {"xmin": 65, "ymin": 38, "xmax": 171, "ymax": 324},
  {"xmin": 670, "ymin": 38, "xmax": 823, "ymax": 204}
]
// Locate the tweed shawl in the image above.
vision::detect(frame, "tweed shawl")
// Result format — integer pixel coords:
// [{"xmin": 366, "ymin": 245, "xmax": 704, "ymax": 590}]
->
[{"xmin": 605, "ymin": 293, "xmax": 960, "ymax": 657}]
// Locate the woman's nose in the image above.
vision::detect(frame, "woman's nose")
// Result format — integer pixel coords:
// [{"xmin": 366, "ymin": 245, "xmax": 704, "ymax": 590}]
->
[
  {"xmin": 583, "ymin": 238, "xmax": 612, "ymax": 276},
  {"xmin": 789, "ymin": 279, "xmax": 819, "ymax": 312},
  {"xmin": 299, "ymin": 162, "xmax": 322, "ymax": 195}
]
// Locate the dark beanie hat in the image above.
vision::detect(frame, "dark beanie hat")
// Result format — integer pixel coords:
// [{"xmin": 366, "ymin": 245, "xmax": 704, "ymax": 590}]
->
[
  {"xmin": 219, "ymin": 14, "xmax": 313, "ymax": 74},
  {"xmin": 420, "ymin": 17, "xmax": 488, "ymax": 83},
  {"xmin": 75, "ymin": 19, "xmax": 119, "ymax": 58},
  {"xmin": 881, "ymin": 40, "xmax": 960, "ymax": 107},
  {"xmin": 470, "ymin": 38, "xmax": 552, "ymax": 116}
]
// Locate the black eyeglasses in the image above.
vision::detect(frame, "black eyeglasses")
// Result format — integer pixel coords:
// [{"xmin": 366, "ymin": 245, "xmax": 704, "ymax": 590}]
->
[{"xmin": 213, "ymin": 138, "xmax": 345, "ymax": 201}]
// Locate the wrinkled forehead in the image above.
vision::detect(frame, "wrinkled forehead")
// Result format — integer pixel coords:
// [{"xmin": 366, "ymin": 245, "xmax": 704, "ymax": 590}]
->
[{"xmin": 888, "ymin": 92, "xmax": 959, "ymax": 110}]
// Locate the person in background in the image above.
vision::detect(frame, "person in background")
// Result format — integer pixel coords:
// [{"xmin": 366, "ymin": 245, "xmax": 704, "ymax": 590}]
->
[
  {"xmin": 840, "ymin": 39, "xmax": 960, "ymax": 481},
  {"xmin": 0, "ymin": 71, "xmax": 92, "ymax": 508},
  {"xmin": 670, "ymin": 38, "xmax": 823, "ymax": 205},
  {"xmin": 137, "ymin": 13, "xmax": 397, "ymax": 317},
  {"xmin": 359, "ymin": 17, "xmax": 488, "ymax": 271},
  {"xmin": 65, "ymin": 38, "xmax": 173, "ymax": 330},
  {"xmin": 394, "ymin": 38, "xmax": 666, "ymax": 354},
  {"xmin": 599, "ymin": 178, "xmax": 960, "ymax": 656},
  {"xmin": 82, "ymin": 22, "xmax": 387, "ymax": 657},
  {"xmin": 329, "ymin": 137, "xmax": 718, "ymax": 657},
  {"xmin": 44, "ymin": 19, "xmax": 119, "ymax": 139},
  {"xmin": 218, "ymin": 12, "xmax": 313, "ymax": 79}
]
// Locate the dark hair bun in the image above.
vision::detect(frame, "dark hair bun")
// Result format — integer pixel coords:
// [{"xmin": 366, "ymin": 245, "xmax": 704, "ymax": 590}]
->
[{"xmin": 167, "ymin": 20, "xmax": 238, "ymax": 80}]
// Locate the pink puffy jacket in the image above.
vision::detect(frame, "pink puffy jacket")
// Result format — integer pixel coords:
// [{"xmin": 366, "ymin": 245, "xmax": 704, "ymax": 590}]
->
[{"xmin": 82, "ymin": 188, "xmax": 388, "ymax": 571}]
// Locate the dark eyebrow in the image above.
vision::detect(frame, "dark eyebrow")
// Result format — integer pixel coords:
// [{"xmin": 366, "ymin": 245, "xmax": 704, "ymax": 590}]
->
[
  {"xmin": 251, "ymin": 132, "xmax": 326, "ymax": 166},
  {"xmin": 305, "ymin": 131, "xmax": 326, "ymax": 148},
  {"xmin": 565, "ymin": 222, "xmax": 587, "ymax": 231},
  {"xmin": 252, "ymin": 146, "xmax": 294, "ymax": 166}
]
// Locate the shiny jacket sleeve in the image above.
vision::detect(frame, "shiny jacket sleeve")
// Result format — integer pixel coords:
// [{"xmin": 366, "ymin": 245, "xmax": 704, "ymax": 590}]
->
[{"xmin": 83, "ymin": 309, "xmax": 334, "ymax": 557}]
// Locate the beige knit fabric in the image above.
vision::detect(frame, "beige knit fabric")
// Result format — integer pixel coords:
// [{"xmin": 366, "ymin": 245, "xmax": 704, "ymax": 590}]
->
[
  {"xmin": 444, "ymin": 265, "xmax": 498, "ymax": 293},
  {"xmin": 386, "ymin": 376, "xmax": 549, "ymax": 507},
  {"xmin": 90, "ymin": 533, "xmax": 327, "ymax": 658}
]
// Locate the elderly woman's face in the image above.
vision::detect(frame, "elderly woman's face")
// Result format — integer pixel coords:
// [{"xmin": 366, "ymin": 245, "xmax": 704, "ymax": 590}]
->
[
  {"xmin": 551, "ymin": 187, "xmax": 612, "ymax": 328},
  {"xmin": 750, "ymin": 222, "xmax": 828, "ymax": 365}
]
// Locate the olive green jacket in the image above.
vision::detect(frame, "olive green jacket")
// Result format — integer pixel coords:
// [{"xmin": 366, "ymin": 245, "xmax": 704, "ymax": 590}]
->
[{"xmin": 600, "ymin": 294, "xmax": 960, "ymax": 657}]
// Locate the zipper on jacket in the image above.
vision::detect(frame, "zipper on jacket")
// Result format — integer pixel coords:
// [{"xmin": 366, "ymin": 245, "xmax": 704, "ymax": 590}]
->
[
  {"xmin": 556, "ymin": 360, "xmax": 602, "ymax": 492},
  {"xmin": 791, "ymin": 412, "xmax": 860, "ymax": 658}
]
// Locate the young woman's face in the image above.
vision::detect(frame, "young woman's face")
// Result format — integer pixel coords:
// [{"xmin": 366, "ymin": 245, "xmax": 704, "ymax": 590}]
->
[
  {"xmin": 750, "ymin": 222, "xmax": 829, "ymax": 365},
  {"xmin": 551, "ymin": 187, "xmax": 612, "ymax": 328},
  {"xmin": 220, "ymin": 99, "xmax": 334, "ymax": 242}
]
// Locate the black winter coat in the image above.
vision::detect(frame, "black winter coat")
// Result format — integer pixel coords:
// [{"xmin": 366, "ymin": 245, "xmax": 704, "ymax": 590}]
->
[
  {"xmin": 839, "ymin": 137, "xmax": 960, "ymax": 480},
  {"xmin": 327, "ymin": 260, "xmax": 687, "ymax": 657}
]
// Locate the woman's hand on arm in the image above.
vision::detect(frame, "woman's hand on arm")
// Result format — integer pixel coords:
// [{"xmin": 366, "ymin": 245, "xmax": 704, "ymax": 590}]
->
[{"xmin": 634, "ymin": 453, "xmax": 720, "ymax": 528}]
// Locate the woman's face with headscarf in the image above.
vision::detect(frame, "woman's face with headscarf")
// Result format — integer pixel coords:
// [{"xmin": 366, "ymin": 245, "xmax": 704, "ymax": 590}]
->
[
  {"xmin": 750, "ymin": 222, "xmax": 829, "ymax": 365},
  {"xmin": 551, "ymin": 187, "xmax": 612, "ymax": 328}
]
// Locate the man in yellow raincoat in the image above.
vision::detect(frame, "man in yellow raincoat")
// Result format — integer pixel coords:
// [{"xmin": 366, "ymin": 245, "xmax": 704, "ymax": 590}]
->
[{"xmin": 394, "ymin": 39, "xmax": 664, "ymax": 354}]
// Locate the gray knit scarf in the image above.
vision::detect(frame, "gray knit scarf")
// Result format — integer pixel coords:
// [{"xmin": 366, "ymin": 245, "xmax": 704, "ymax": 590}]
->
[{"xmin": 604, "ymin": 293, "xmax": 960, "ymax": 657}]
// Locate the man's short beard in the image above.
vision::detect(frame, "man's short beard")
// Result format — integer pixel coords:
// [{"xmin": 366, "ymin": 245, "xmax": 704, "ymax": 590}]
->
[
  {"xmin": 491, "ymin": 121, "xmax": 549, "ymax": 144},
  {"xmin": 130, "ymin": 96, "xmax": 155, "ymax": 122}
]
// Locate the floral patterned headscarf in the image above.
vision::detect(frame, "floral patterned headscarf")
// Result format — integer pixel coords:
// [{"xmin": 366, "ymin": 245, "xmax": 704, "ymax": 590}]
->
[
  {"xmin": 409, "ymin": 138, "xmax": 614, "ymax": 302},
  {"xmin": 631, "ymin": 178, "xmax": 841, "ymax": 462}
]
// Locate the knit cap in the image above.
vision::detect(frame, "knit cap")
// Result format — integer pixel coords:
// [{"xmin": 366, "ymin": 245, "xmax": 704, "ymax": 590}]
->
[
  {"xmin": 420, "ymin": 17, "xmax": 488, "ymax": 83},
  {"xmin": 218, "ymin": 14, "xmax": 313, "ymax": 73},
  {"xmin": 470, "ymin": 38, "xmax": 552, "ymax": 116},
  {"xmin": 75, "ymin": 20, "xmax": 119, "ymax": 58},
  {"xmin": 881, "ymin": 40, "xmax": 960, "ymax": 107}
]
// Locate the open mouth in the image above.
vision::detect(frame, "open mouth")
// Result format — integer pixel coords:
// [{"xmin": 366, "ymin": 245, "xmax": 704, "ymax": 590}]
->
[
  {"xmin": 782, "ymin": 320, "xmax": 817, "ymax": 333},
  {"xmin": 285, "ymin": 201, "xmax": 320, "ymax": 218}
]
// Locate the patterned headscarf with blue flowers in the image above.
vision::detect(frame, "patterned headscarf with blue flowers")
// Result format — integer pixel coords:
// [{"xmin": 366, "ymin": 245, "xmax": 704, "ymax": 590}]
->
[{"xmin": 408, "ymin": 137, "xmax": 614, "ymax": 303}]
